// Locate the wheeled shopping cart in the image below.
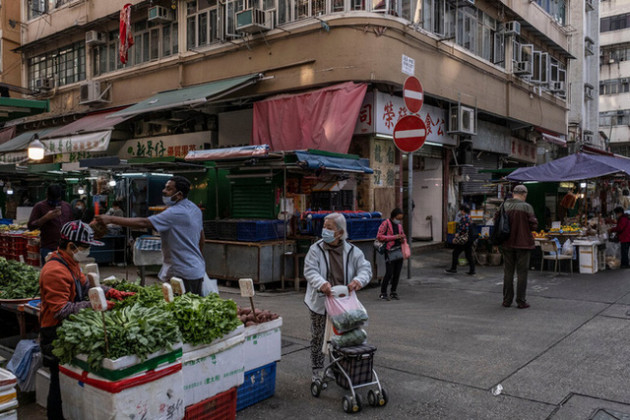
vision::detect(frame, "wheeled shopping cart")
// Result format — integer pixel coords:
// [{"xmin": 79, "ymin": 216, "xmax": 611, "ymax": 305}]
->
[{"xmin": 310, "ymin": 342, "xmax": 388, "ymax": 414}]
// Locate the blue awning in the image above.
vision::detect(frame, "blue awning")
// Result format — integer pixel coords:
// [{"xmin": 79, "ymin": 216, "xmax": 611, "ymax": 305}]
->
[{"xmin": 294, "ymin": 151, "xmax": 373, "ymax": 174}]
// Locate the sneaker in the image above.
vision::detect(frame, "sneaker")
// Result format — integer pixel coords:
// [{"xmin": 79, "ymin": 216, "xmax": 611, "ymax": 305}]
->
[
  {"xmin": 517, "ymin": 302, "xmax": 530, "ymax": 309},
  {"xmin": 444, "ymin": 269, "xmax": 457, "ymax": 274},
  {"xmin": 390, "ymin": 293, "xmax": 399, "ymax": 300},
  {"xmin": 502, "ymin": 301, "xmax": 511, "ymax": 308},
  {"xmin": 379, "ymin": 294, "xmax": 390, "ymax": 301}
]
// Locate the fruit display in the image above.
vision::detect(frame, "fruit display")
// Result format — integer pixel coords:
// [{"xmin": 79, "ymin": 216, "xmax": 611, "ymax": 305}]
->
[
  {"xmin": 549, "ymin": 224, "xmax": 582, "ymax": 234},
  {"xmin": 532, "ymin": 231, "xmax": 547, "ymax": 239}
]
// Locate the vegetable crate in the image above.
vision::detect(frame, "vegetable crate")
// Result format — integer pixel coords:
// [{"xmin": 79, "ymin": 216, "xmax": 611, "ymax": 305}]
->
[
  {"xmin": 242, "ymin": 317, "xmax": 282, "ymax": 372},
  {"xmin": 59, "ymin": 362, "xmax": 185, "ymax": 420},
  {"xmin": 203, "ymin": 220, "xmax": 218, "ymax": 240},
  {"xmin": 184, "ymin": 387, "xmax": 236, "ymax": 420},
  {"xmin": 181, "ymin": 326, "xmax": 245, "ymax": 407},
  {"xmin": 217, "ymin": 220, "xmax": 239, "ymax": 241},
  {"xmin": 236, "ymin": 220, "xmax": 286, "ymax": 242},
  {"xmin": 236, "ymin": 362, "xmax": 277, "ymax": 412},
  {"xmin": 346, "ymin": 219, "xmax": 383, "ymax": 240}
]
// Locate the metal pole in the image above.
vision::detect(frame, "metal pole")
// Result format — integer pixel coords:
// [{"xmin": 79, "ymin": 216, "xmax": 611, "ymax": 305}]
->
[{"xmin": 407, "ymin": 152, "xmax": 413, "ymax": 279}]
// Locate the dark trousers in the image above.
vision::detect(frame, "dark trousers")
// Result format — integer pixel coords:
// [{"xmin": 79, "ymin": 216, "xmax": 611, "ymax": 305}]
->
[
  {"xmin": 450, "ymin": 242, "xmax": 475, "ymax": 273},
  {"xmin": 381, "ymin": 258, "xmax": 404, "ymax": 294},
  {"xmin": 40, "ymin": 327, "xmax": 63, "ymax": 420},
  {"xmin": 182, "ymin": 278, "xmax": 203, "ymax": 295},
  {"xmin": 502, "ymin": 248, "xmax": 531, "ymax": 305},
  {"xmin": 309, "ymin": 310, "xmax": 326, "ymax": 371},
  {"xmin": 621, "ymin": 242, "xmax": 630, "ymax": 267}
]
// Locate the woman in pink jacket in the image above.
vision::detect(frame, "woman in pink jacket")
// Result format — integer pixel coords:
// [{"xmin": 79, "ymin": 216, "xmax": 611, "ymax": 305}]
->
[{"xmin": 376, "ymin": 208, "xmax": 406, "ymax": 301}]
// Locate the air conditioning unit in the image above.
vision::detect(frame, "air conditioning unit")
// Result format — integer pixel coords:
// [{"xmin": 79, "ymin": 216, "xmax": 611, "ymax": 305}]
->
[
  {"xmin": 504, "ymin": 21, "xmax": 521, "ymax": 36},
  {"xmin": 549, "ymin": 81, "xmax": 565, "ymax": 92},
  {"xmin": 79, "ymin": 81, "xmax": 110, "ymax": 105},
  {"xmin": 584, "ymin": 87, "xmax": 593, "ymax": 100},
  {"xmin": 583, "ymin": 134, "xmax": 593, "ymax": 144},
  {"xmin": 513, "ymin": 60, "xmax": 533, "ymax": 75},
  {"xmin": 585, "ymin": 0, "xmax": 594, "ymax": 11},
  {"xmin": 85, "ymin": 30, "xmax": 106, "ymax": 46},
  {"xmin": 148, "ymin": 6, "xmax": 173, "ymax": 23},
  {"xmin": 35, "ymin": 77, "xmax": 54, "ymax": 91},
  {"xmin": 448, "ymin": 105, "xmax": 476, "ymax": 135},
  {"xmin": 235, "ymin": 8, "xmax": 271, "ymax": 33}
]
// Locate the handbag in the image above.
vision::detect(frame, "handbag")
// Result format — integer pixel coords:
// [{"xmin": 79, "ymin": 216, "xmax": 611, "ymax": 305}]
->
[
  {"xmin": 453, "ymin": 233, "xmax": 469, "ymax": 245},
  {"xmin": 386, "ymin": 246, "xmax": 404, "ymax": 262},
  {"xmin": 401, "ymin": 241, "xmax": 411, "ymax": 259},
  {"xmin": 373, "ymin": 239, "xmax": 386, "ymax": 254},
  {"xmin": 490, "ymin": 200, "xmax": 510, "ymax": 245}
]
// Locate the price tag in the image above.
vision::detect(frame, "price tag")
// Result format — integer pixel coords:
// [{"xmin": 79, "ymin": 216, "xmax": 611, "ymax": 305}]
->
[
  {"xmin": 170, "ymin": 277, "xmax": 185, "ymax": 295},
  {"xmin": 85, "ymin": 263, "xmax": 100, "ymax": 277},
  {"xmin": 162, "ymin": 283, "xmax": 174, "ymax": 303},
  {"xmin": 552, "ymin": 221, "xmax": 561, "ymax": 229},
  {"xmin": 87, "ymin": 272, "xmax": 100, "ymax": 287},
  {"xmin": 239, "ymin": 278, "xmax": 255, "ymax": 297},
  {"xmin": 89, "ymin": 287, "xmax": 108, "ymax": 312}
]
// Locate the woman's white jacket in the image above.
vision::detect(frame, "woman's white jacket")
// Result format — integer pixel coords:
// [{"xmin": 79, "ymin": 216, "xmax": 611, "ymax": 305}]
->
[{"xmin": 303, "ymin": 239, "xmax": 372, "ymax": 315}]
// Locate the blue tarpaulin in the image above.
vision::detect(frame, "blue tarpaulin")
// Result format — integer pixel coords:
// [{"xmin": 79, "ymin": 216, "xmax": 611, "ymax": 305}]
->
[
  {"xmin": 294, "ymin": 151, "xmax": 373, "ymax": 174},
  {"xmin": 507, "ymin": 153, "xmax": 630, "ymax": 182}
]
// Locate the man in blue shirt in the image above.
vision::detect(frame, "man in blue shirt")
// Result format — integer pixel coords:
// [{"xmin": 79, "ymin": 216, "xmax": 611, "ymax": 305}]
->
[{"xmin": 96, "ymin": 176, "xmax": 206, "ymax": 294}]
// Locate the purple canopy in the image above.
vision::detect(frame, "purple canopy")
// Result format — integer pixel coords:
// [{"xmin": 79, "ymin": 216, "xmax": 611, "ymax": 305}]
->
[{"xmin": 507, "ymin": 153, "xmax": 630, "ymax": 182}]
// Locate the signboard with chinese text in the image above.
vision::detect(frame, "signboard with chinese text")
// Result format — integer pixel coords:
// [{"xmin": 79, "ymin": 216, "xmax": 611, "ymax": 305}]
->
[
  {"xmin": 354, "ymin": 91, "xmax": 456, "ymax": 146},
  {"xmin": 402, "ymin": 55, "xmax": 415, "ymax": 76},
  {"xmin": 371, "ymin": 139, "xmax": 397, "ymax": 188},
  {"xmin": 118, "ymin": 131, "xmax": 212, "ymax": 159},
  {"xmin": 509, "ymin": 137, "xmax": 537, "ymax": 163}
]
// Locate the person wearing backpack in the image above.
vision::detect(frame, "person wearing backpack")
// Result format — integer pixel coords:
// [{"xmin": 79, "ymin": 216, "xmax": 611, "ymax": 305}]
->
[
  {"xmin": 376, "ymin": 208, "xmax": 406, "ymax": 301},
  {"xmin": 445, "ymin": 204, "xmax": 475, "ymax": 275},
  {"xmin": 497, "ymin": 185, "xmax": 538, "ymax": 309},
  {"xmin": 609, "ymin": 206, "xmax": 630, "ymax": 268}
]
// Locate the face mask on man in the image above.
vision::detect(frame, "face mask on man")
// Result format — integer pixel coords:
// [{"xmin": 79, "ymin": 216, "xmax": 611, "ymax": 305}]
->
[
  {"xmin": 162, "ymin": 192, "xmax": 180, "ymax": 206},
  {"xmin": 321, "ymin": 228, "xmax": 337, "ymax": 243},
  {"xmin": 70, "ymin": 244, "xmax": 90, "ymax": 262}
]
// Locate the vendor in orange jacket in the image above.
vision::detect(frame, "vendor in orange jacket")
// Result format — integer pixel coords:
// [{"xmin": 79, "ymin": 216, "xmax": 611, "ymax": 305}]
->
[{"xmin": 39, "ymin": 220, "xmax": 104, "ymax": 420}]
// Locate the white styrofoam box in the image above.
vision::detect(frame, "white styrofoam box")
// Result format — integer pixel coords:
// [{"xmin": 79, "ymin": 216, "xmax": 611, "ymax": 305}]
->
[
  {"xmin": 0, "ymin": 410, "xmax": 17, "ymax": 420},
  {"xmin": 0, "ymin": 388, "xmax": 17, "ymax": 413},
  {"xmin": 242, "ymin": 317, "xmax": 283, "ymax": 371},
  {"xmin": 60, "ymin": 362, "xmax": 184, "ymax": 420},
  {"xmin": 578, "ymin": 244, "xmax": 598, "ymax": 274},
  {"xmin": 36, "ymin": 368, "xmax": 50, "ymax": 409},
  {"xmin": 182, "ymin": 325, "xmax": 244, "ymax": 353},
  {"xmin": 0, "ymin": 369, "xmax": 16, "ymax": 393},
  {"xmin": 181, "ymin": 328, "xmax": 245, "ymax": 407},
  {"xmin": 75, "ymin": 342, "xmax": 182, "ymax": 371}
]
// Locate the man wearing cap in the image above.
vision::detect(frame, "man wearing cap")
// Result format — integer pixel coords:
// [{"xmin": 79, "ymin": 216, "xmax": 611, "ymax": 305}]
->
[
  {"xmin": 39, "ymin": 220, "xmax": 104, "ymax": 420},
  {"xmin": 96, "ymin": 176, "xmax": 206, "ymax": 295},
  {"xmin": 498, "ymin": 185, "xmax": 538, "ymax": 309}
]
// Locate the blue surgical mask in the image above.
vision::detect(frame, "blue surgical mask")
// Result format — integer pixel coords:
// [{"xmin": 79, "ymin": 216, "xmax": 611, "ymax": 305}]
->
[
  {"xmin": 393, "ymin": 219, "xmax": 402, "ymax": 225},
  {"xmin": 321, "ymin": 228, "xmax": 336, "ymax": 243}
]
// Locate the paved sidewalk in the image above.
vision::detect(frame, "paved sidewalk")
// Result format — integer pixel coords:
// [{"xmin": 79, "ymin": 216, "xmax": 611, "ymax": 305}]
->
[{"xmin": 20, "ymin": 248, "xmax": 630, "ymax": 419}]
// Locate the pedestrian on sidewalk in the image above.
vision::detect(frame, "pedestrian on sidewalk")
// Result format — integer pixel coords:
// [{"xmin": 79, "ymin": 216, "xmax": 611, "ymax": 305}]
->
[
  {"xmin": 96, "ymin": 176, "xmax": 207, "ymax": 294},
  {"xmin": 303, "ymin": 213, "xmax": 372, "ymax": 381},
  {"xmin": 498, "ymin": 185, "xmax": 538, "ymax": 309},
  {"xmin": 376, "ymin": 208, "xmax": 406, "ymax": 301},
  {"xmin": 445, "ymin": 204, "xmax": 475, "ymax": 275},
  {"xmin": 609, "ymin": 206, "xmax": 630, "ymax": 268}
]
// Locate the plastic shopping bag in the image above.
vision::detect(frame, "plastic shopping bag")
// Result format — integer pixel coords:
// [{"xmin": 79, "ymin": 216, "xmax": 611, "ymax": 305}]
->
[
  {"xmin": 402, "ymin": 241, "xmax": 411, "ymax": 259},
  {"xmin": 331, "ymin": 328, "xmax": 367, "ymax": 348},
  {"xmin": 201, "ymin": 273, "xmax": 219, "ymax": 296},
  {"xmin": 325, "ymin": 291, "xmax": 368, "ymax": 333}
]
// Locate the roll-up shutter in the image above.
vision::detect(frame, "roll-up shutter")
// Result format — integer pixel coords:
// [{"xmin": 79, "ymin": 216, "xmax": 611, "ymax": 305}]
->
[{"xmin": 460, "ymin": 153, "xmax": 498, "ymax": 196}]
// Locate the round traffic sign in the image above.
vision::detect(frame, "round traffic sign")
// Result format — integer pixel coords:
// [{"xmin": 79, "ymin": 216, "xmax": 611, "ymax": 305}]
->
[
  {"xmin": 393, "ymin": 115, "xmax": 427, "ymax": 153},
  {"xmin": 403, "ymin": 76, "xmax": 424, "ymax": 114}
]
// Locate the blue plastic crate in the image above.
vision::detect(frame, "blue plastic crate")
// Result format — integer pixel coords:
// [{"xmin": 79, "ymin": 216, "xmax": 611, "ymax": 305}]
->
[
  {"xmin": 237, "ymin": 220, "xmax": 286, "ymax": 242},
  {"xmin": 347, "ymin": 219, "xmax": 383, "ymax": 240},
  {"xmin": 0, "ymin": 219, "xmax": 12, "ymax": 225},
  {"xmin": 236, "ymin": 362, "xmax": 277, "ymax": 411}
]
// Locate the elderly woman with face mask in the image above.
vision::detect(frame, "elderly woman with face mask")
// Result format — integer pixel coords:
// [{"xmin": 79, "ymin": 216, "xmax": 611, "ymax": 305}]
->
[{"xmin": 303, "ymin": 213, "xmax": 372, "ymax": 381}]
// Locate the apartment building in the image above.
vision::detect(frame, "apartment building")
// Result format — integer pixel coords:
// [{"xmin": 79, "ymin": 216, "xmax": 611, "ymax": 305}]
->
[
  {"xmin": 8, "ymin": 0, "xmax": 572, "ymax": 239},
  {"xmin": 599, "ymin": 0, "xmax": 630, "ymax": 155},
  {"xmin": 0, "ymin": 1, "xmax": 22, "ymax": 90}
]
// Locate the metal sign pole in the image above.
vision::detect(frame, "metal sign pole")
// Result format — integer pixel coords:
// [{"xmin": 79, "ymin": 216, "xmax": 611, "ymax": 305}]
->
[{"xmin": 407, "ymin": 152, "xmax": 413, "ymax": 279}]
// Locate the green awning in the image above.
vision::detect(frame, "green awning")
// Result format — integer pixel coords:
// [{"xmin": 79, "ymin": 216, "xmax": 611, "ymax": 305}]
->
[
  {"xmin": 0, "ymin": 128, "xmax": 55, "ymax": 153},
  {"xmin": 0, "ymin": 97, "xmax": 49, "ymax": 123},
  {"xmin": 109, "ymin": 73, "xmax": 263, "ymax": 119}
]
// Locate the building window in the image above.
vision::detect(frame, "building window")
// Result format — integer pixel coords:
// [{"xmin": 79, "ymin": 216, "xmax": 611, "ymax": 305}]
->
[
  {"xmin": 28, "ymin": 42, "xmax": 86, "ymax": 90},
  {"xmin": 94, "ymin": 21, "xmax": 178, "ymax": 76},
  {"xmin": 187, "ymin": 0, "xmax": 221, "ymax": 48},
  {"xmin": 533, "ymin": 0, "xmax": 566, "ymax": 25},
  {"xmin": 600, "ymin": 44, "xmax": 630, "ymax": 64},
  {"xmin": 600, "ymin": 110, "xmax": 630, "ymax": 126},
  {"xmin": 601, "ymin": 13, "xmax": 630, "ymax": 33}
]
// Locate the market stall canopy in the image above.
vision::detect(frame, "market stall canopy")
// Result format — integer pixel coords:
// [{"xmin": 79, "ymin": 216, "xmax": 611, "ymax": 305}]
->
[
  {"xmin": 108, "ymin": 73, "xmax": 264, "ymax": 119},
  {"xmin": 507, "ymin": 152, "xmax": 630, "ymax": 182},
  {"xmin": 0, "ymin": 97, "xmax": 49, "ymax": 123},
  {"xmin": 185, "ymin": 145, "xmax": 270, "ymax": 161},
  {"xmin": 79, "ymin": 156, "xmax": 206, "ymax": 173},
  {"xmin": 41, "ymin": 131, "xmax": 112, "ymax": 156},
  {"xmin": 40, "ymin": 107, "xmax": 131, "ymax": 139},
  {"xmin": 0, "ymin": 128, "xmax": 54, "ymax": 153},
  {"xmin": 294, "ymin": 150, "xmax": 373, "ymax": 174}
]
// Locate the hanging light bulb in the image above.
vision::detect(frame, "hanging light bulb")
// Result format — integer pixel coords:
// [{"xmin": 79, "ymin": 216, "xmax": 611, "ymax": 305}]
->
[
  {"xmin": 108, "ymin": 179, "xmax": 117, "ymax": 187},
  {"xmin": 77, "ymin": 186, "xmax": 85, "ymax": 195},
  {"xmin": 27, "ymin": 134, "xmax": 45, "ymax": 161},
  {"xmin": 6, "ymin": 183, "xmax": 13, "ymax": 195}
]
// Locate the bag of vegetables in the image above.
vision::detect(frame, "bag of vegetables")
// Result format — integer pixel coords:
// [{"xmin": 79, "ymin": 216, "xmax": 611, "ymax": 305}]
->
[
  {"xmin": 325, "ymin": 291, "xmax": 368, "ymax": 333},
  {"xmin": 331, "ymin": 328, "xmax": 367, "ymax": 348}
]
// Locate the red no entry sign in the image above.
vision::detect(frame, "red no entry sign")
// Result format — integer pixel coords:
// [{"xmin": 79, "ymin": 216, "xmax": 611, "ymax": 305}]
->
[
  {"xmin": 403, "ymin": 76, "xmax": 424, "ymax": 114},
  {"xmin": 393, "ymin": 115, "xmax": 427, "ymax": 153}
]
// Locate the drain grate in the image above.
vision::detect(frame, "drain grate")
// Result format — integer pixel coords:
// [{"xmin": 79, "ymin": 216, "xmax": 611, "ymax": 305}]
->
[{"xmin": 591, "ymin": 408, "xmax": 630, "ymax": 420}]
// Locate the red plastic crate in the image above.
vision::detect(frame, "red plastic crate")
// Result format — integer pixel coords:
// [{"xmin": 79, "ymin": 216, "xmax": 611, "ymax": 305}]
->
[{"xmin": 184, "ymin": 387, "xmax": 236, "ymax": 420}]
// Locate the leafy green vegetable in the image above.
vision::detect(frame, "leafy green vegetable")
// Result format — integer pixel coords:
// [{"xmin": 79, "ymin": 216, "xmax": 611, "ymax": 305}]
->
[
  {"xmin": 0, "ymin": 257, "xmax": 40, "ymax": 299},
  {"xmin": 52, "ymin": 303, "xmax": 181, "ymax": 370},
  {"xmin": 113, "ymin": 284, "xmax": 164, "ymax": 308},
  {"xmin": 101, "ymin": 278, "xmax": 143, "ymax": 293}
]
